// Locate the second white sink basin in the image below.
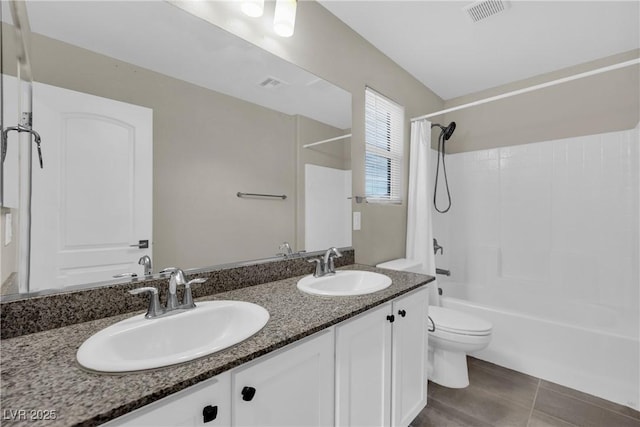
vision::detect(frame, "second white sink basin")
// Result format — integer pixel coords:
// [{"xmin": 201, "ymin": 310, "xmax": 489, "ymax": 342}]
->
[
  {"xmin": 297, "ymin": 270, "xmax": 392, "ymax": 296},
  {"xmin": 77, "ymin": 300, "xmax": 269, "ymax": 373}
]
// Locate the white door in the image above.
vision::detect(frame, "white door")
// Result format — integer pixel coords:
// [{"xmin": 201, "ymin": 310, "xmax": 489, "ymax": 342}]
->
[
  {"xmin": 391, "ymin": 287, "xmax": 429, "ymax": 427},
  {"xmin": 232, "ymin": 330, "xmax": 334, "ymax": 427},
  {"xmin": 30, "ymin": 82, "xmax": 152, "ymax": 291},
  {"xmin": 335, "ymin": 303, "xmax": 392, "ymax": 427}
]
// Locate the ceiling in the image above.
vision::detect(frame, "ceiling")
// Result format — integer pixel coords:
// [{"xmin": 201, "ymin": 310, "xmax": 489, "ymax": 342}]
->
[
  {"xmin": 1, "ymin": 1, "xmax": 352, "ymax": 129},
  {"xmin": 318, "ymin": 0, "xmax": 640, "ymax": 100}
]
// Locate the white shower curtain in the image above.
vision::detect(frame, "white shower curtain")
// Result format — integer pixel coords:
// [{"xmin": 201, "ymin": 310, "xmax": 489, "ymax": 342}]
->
[{"xmin": 406, "ymin": 119, "xmax": 439, "ymax": 305}]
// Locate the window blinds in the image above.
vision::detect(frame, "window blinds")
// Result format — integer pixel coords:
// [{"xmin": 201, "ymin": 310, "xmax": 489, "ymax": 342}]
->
[{"xmin": 364, "ymin": 87, "xmax": 404, "ymax": 204}]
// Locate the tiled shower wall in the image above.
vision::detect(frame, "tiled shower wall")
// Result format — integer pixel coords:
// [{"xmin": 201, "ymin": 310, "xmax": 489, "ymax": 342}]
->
[{"xmin": 432, "ymin": 126, "xmax": 639, "ymax": 338}]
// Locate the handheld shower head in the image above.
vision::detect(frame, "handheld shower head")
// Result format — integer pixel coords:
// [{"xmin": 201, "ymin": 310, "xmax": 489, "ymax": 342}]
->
[
  {"xmin": 431, "ymin": 121, "xmax": 456, "ymax": 140},
  {"xmin": 443, "ymin": 122, "xmax": 456, "ymax": 140},
  {"xmin": 431, "ymin": 121, "xmax": 457, "ymax": 213},
  {"xmin": 1, "ymin": 125, "xmax": 44, "ymax": 168}
]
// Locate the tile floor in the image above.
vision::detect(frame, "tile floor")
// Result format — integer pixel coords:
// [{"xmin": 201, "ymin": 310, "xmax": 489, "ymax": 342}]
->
[{"xmin": 412, "ymin": 357, "xmax": 640, "ymax": 427}]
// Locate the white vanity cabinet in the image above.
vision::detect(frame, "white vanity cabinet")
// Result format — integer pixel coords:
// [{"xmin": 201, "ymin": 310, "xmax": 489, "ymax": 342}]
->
[
  {"xmin": 103, "ymin": 372, "xmax": 231, "ymax": 427},
  {"xmin": 335, "ymin": 287, "xmax": 428, "ymax": 427},
  {"xmin": 104, "ymin": 285, "xmax": 428, "ymax": 427},
  {"xmin": 104, "ymin": 330, "xmax": 334, "ymax": 427},
  {"xmin": 231, "ymin": 329, "xmax": 334, "ymax": 426},
  {"xmin": 391, "ymin": 288, "xmax": 429, "ymax": 427}
]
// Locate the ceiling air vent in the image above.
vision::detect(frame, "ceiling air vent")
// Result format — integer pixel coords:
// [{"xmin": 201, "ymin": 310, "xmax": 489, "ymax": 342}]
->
[
  {"xmin": 258, "ymin": 77, "xmax": 286, "ymax": 90},
  {"xmin": 463, "ymin": 0, "xmax": 510, "ymax": 23}
]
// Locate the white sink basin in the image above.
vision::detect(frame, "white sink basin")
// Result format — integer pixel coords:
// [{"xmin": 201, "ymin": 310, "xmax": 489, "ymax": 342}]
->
[
  {"xmin": 77, "ymin": 300, "xmax": 269, "ymax": 373},
  {"xmin": 297, "ymin": 270, "xmax": 392, "ymax": 296}
]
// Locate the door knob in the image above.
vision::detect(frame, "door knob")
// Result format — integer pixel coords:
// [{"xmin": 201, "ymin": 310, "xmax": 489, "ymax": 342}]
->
[
  {"xmin": 386, "ymin": 314, "xmax": 395, "ymax": 323},
  {"xmin": 241, "ymin": 386, "xmax": 256, "ymax": 401},
  {"xmin": 398, "ymin": 309, "xmax": 407, "ymax": 317},
  {"xmin": 129, "ymin": 239, "xmax": 149, "ymax": 249}
]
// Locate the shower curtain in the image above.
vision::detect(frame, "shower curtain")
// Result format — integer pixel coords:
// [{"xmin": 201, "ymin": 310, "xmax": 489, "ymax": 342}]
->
[{"xmin": 406, "ymin": 119, "xmax": 439, "ymax": 305}]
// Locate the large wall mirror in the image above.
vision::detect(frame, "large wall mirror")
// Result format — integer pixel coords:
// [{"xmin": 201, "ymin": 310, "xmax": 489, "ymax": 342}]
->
[{"xmin": 0, "ymin": 1, "xmax": 352, "ymax": 298}]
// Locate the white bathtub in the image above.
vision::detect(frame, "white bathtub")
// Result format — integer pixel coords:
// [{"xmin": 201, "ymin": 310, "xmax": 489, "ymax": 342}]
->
[{"xmin": 439, "ymin": 291, "xmax": 640, "ymax": 411}]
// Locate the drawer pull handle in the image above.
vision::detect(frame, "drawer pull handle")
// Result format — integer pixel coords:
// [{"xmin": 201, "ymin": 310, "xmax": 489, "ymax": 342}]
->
[
  {"xmin": 242, "ymin": 386, "xmax": 256, "ymax": 401},
  {"xmin": 387, "ymin": 314, "xmax": 395, "ymax": 323},
  {"xmin": 202, "ymin": 405, "xmax": 218, "ymax": 423}
]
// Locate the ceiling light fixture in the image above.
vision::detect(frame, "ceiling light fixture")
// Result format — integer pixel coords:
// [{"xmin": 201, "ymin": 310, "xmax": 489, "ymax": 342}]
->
[
  {"xmin": 241, "ymin": 0, "xmax": 264, "ymax": 18},
  {"xmin": 273, "ymin": 0, "xmax": 297, "ymax": 37}
]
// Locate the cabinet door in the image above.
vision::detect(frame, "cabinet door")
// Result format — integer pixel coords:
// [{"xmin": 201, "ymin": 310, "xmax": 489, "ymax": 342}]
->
[
  {"xmin": 232, "ymin": 329, "xmax": 334, "ymax": 427},
  {"xmin": 103, "ymin": 372, "xmax": 231, "ymax": 427},
  {"xmin": 391, "ymin": 287, "xmax": 429, "ymax": 427},
  {"xmin": 335, "ymin": 303, "xmax": 392, "ymax": 427}
]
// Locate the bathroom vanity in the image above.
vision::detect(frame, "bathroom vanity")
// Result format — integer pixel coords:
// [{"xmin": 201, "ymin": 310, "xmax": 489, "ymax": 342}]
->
[
  {"xmin": 0, "ymin": 262, "xmax": 433, "ymax": 427},
  {"xmin": 104, "ymin": 286, "xmax": 428, "ymax": 427}
]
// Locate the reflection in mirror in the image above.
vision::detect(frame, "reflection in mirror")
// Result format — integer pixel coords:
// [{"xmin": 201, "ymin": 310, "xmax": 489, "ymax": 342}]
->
[{"xmin": 0, "ymin": 1, "xmax": 351, "ymax": 298}]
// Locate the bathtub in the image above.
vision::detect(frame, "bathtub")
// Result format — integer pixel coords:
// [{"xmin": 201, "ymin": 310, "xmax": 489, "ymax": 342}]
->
[{"xmin": 439, "ymin": 286, "xmax": 640, "ymax": 411}]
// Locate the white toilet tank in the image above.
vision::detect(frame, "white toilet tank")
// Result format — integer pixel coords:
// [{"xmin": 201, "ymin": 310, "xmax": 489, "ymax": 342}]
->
[
  {"xmin": 376, "ymin": 258, "xmax": 425, "ymax": 274},
  {"xmin": 376, "ymin": 258, "xmax": 439, "ymax": 305}
]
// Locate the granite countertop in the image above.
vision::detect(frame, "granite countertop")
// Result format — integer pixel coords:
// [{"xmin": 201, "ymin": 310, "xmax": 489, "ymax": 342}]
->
[{"xmin": 0, "ymin": 264, "xmax": 433, "ymax": 427}]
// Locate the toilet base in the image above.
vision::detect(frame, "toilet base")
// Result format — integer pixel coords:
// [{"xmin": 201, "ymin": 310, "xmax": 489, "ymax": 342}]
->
[{"xmin": 429, "ymin": 347, "xmax": 470, "ymax": 388}]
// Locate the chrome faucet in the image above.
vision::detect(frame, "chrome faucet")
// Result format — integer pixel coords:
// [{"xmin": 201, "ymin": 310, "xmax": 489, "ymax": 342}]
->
[
  {"xmin": 160, "ymin": 267, "xmax": 187, "ymax": 310},
  {"xmin": 323, "ymin": 247, "xmax": 342, "ymax": 274},
  {"xmin": 138, "ymin": 255, "xmax": 152, "ymax": 276},
  {"xmin": 308, "ymin": 247, "xmax": 343, "ymax": 277},
  {"xmin": 130, "ymin": 268, "xmax": 207, "ymax": 318},
  {"xmin": 278, "ymin": 242, "xmax": 294, "ymax": 257}
]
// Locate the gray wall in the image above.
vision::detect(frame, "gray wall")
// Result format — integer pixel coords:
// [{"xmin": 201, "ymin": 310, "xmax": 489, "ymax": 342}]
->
[
  {"xmin": 441, "ymin": 50, "xmax": 640, "ymax": 153},
  {"xmin": 173, "ymin": 0, "xmax": 446, "ymax": 266}
]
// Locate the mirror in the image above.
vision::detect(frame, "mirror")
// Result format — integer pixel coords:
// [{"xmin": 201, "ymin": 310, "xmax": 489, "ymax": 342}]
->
[{"xmin": 0, "ymin": 1, "xmax": 352, "ymax": 298}]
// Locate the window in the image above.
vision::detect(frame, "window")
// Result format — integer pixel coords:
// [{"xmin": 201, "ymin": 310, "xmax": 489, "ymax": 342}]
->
[{"xmin": 364, "ymin": 87, "xmax": 404, "ymax": 204}]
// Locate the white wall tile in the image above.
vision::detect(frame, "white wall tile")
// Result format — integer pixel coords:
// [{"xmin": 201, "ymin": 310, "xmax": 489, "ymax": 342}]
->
[{"xmin": 432, "ymin": 127, "xmax": 639, "ymax": 337}]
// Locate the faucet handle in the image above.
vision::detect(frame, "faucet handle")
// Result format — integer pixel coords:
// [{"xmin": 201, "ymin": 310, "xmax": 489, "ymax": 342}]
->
[
  {"xmin": 113, "ymin": 272, "xmax": 138, "ymax": 280},
  {"xmin": 307, "ymin": 258, "xmax": 324, "ymax": 277},
  {"xmin": 182, "ymin": 278, "xmax": 207, "ymax": 308},
  {"xmin": 279, "ymin": 242, "xmax": 294, "ymax": 256},
  {"xmin": 129, "ymin": 287, "xmax": 163, "ymax": 318}
]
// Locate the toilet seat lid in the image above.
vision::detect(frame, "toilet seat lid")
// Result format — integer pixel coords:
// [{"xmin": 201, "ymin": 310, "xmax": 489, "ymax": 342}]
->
[{"xmin": 428, "ymin": 306, "xmax": 492, "ymax": 336}]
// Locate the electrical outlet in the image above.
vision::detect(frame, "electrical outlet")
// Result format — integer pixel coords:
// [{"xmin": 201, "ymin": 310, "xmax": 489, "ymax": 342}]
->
[{"xmin": 4, "ymin": 213, "xmax": 12, "ymax": 246}]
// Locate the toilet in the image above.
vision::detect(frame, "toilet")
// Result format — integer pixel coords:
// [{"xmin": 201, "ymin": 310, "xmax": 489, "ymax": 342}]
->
[{"xmin": 376, "ymin": 258, "xmax": 493, "ymax": 388}]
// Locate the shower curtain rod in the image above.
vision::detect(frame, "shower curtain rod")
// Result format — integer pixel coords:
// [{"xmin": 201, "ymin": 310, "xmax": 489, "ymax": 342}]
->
[
  {"xmin": 303, "ymin": 133, "xmax": 352, "ymax": 149},
  {"xmin": 411, "ymin": 58, "xmax": 640, "ymax": 122}
]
